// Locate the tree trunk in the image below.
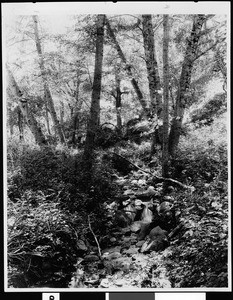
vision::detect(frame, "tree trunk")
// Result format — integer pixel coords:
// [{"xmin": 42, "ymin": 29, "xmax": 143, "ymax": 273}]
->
[
  {"xmin": 71, "ymin": 74, "xmax": 82, "ymax": 145},
  {"xmin": 44, "ymin": 96, "xmax": 51, "ymax": 135},
  {"xmin": 6, "ymin": 66, "xmax": 47, "ymax": 146},
  {"xmin": 115, "ymin": 66, "xmax": 122, "ymax": 134},
  {"xmin": 142, "ymin": 15, "xmax": 162, "ymax": 116},
  {"xmin": 83, "ymin": 14, "xmax": 105, "ymax": 167},
  {"xmin": 17, "ymin": 107, "xmax": 24, "ymax": 141},
  {"xmin": 32, "ymin": 15, "xmax": 65, "ymax": 144},
  {"xmin": 162, "ymin": 15, "xmax": 169, "ymax": 178},
  {"xmin": 105, "ymin": 17, "xmax": 150, "ymax": 117},
  {"xmin": 168, "ymin": 15, "xmax": 206, "ymax": 156},
  {"xmin": 141, "ymin": 15, "xmax": 164, "ymax": 157}
]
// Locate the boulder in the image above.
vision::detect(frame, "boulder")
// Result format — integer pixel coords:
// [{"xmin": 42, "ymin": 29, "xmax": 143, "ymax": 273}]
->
[{"xmin": 141, "ymin": 226, "xmax": 169, "ymax": 253}]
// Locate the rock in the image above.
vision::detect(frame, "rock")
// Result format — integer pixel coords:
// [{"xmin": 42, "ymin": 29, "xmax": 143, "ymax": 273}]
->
[
  {"xmin": 121, "ymin": 227, "xmax": 131, "ymax": 235},
  {"xmin": 147, "ymin": 186, "xmax": 157, "ymax": 195},
  {"xmin": 110, "ymin": 237, "xmax": 117, "ymax": 243},
  {"xmin": 122, "ymin": 199, "xmax": 131, "ymax": 206},
  {"xmin": 141, "ymin": 204, "xmax": 153, "ymax": 223},
  {"xmin": 83, "ymin": 254, "xmax": 100, "ymax": 262},
  {"xmin": 163, "ymin": 195, "xmax": 174, "ymax": 201},
  {"xmin": 130, "ymin": 221, "xmax": 142, "ymax": 232},
  {"xmin": 103, "ymin": 246, "xmax": 121, "ymax": 254},
  {"xmin": 123, "ymin": 248, "xmax": 138, "ymax": 255},
  {"xmin": 158, "ymin": 201, "xmax": 173, "ymax": 215},
  {"xmin": 100, "ymin": 278, "xmax": 109, "ymax": 288},
  {"xmin": 134, "ymin": 199, "xmax": 143, "ymax": 206},
  {"xmin": 138, "ymin": 179, "xmax": 147, "ymax": 186},
  {"xmin": 138, "ymin": 222, "xmax": 152, "ymax": 240},
  {"xmin": 76, "ymin": 239, "xmax": 88, "ymax": 251},
  {"xmin": 131, "ymin": 179, "xmax": 138, "ymax": 185},
  {"xmin": 136, "ymin": 240, "xmax": 145, "ymax": 247},
  {"xmin": 141, "ymin": 226, "xmax": 169, "ymax": 253},
  {"xmin": 105, "ymin": 257, "xmax": 132, "ymax": 273},
  {"xmin": 105, "ymin": 252, "xmax": 121, "ymax": 260},
  {"xmin": 149, "ymin": 226, "xmax": 168, "ymax": 239},
  {"xmin": 114, "ymin": 211, "xmax": 131, "ymax": 227},
  {"xmin": 167, "ymin": 186, "xmax": 175, "ymax": 192},
  {"xmin": 121, "ymin": 236, "xmax": 131, "ymax": 243},
  {"xmin": 84, "ymin": 274, "xmax": 99, "ymax": 285},
  {"xmin": 123, "ymin": 189, "xmax": 135, "ymax": 196},
  {"xmin": 115, "ymin": 279, "xmax": 125, "ymax": 286}
]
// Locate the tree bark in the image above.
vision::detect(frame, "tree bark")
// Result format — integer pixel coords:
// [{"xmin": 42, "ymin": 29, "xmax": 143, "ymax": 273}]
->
[
  {"xmin": 32, "ymin": 15, "xmax": 65, "ymax": 144},
  {"xmin": 142, "ymin": 15, "xmax": 162, "ymax": 116},
  {"xmin": 6, "ymin": 66, "xmax": 47, "ymax": 146},
  {"xmin": 105, "ymin": 16, "xmax": 150, "ymax": 117},
  {"xmin": 71, "ymin": 73, "xmax": 82, "ymax": 145},
  {"xmin": 115, "ymin": 66, "xmax": 122, "ymax": 134},
  {"xmin": 83, "ymin": 14, "xmax": 105, "ymax": 166},
  {"xmin": 168, "ymin": 15, "xmax": 206, "ymax": 156},
  {"xmin": 17, "ymin": 107, "xmax": 24, "ymax": 141},
  {"xmin": 162, "ymin": 15, "xmax": 169, "ymax": 178}
]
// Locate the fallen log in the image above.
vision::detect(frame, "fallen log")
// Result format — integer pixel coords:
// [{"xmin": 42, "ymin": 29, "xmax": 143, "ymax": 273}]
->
[{"xmin": 110, "ymin": 151, "xmax": 195, "ymax": 191}]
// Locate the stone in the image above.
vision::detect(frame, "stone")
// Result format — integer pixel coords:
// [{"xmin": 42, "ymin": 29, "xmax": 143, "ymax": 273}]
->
[
  {"xmin": 121, "ymin": 236, "xmax": 131, "ymax": 243},
  {"xmin": 130, "ymin": 221, "xmax": 142, "ymax": 233},
  {"xmin": 76, "ymin": 239, "xmax": 88, "ymax": 251},
  {"xmin": 115, "ymin": 279, "xmax": 125, "ymax": 286},
  {"xmin": 131, "ymin": 179, "xmax": 138, "ymax": 185},
  {"xmin": 123, "ymin": 189, "xmax": 135, "ymax": 195},
  {"xmin": 121, "ymin": 227, "xmax": 131, "ymax": 234},
  {"xmin": 105, "ymin": 252, "xmax": 121, "ymax": 260},
  {"xmin": 100, "ymin": 278, "xmax": 109, "ymax": 288},
  {"xmin": 103, "ymin": 246, "xmax": 121, "ymax": 254},
  {"xmin": 136, "ymin": 240, "xmax": 145, "ymax": 247},
  {"xmin": 110, "ymin": 237, "xmax": 117, "ymax": 243},
  {"xmin": 83, "ymin": 254, "xmax": 99, "ymax": 262},
  {"xmin": 134, "ymin": 199, "xmax": 143, "ymax": 206},
  {"xmin": 138, "ymin": 179, "xmax": 147, "ymax": 186},
  {"xmin": 123, "ymin": 248, "xmax": 138, "ymax": 255},
  {"xmin": 163, "ymin": 195, "xmax": 174, "ymax": 201}
]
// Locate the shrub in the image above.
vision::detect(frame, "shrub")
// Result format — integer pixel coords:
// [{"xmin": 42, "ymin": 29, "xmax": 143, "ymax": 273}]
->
[
  {"xmin": 171, "ymin": 113, "xmax": 227, "ymax": 185},
  {"xmin": 7, "ymin": 190, "xmax": 79, "ymax": 288}
]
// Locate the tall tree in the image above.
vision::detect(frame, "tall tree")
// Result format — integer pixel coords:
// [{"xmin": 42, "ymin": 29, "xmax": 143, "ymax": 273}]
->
[
  {"xmin": 6, "ymin": 66, "xmax": 47, "ymax": 146},
  {"xmin": 32, "ymin": 15, "xmax": 65, "ymax": 143},
  {"xmin": 105, "ymin": 16, "xmax": 150, "ymax": 117},
  {"xmin": 83, "ymin": 15, "xmax": 105, "ymax": 166},
  {"xmin": 141, "ymin": 15, "xmax": 164, "ymax": 157},
  {"xmin": 162, "ymin": 15, "xmax": 170, "ymax": 178},
  {"xmin": 168, "ymin": 15, "xmax": 207, "ymax": 156},
  {"xmin": 142, "ymin": 15, "xmax": 162, "ymax": 116}
]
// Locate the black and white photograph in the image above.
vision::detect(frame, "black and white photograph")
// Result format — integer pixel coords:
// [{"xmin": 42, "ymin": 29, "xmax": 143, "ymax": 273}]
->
[{"xmin": 2, "ymin": 2, "xmax": 231, "ymax": 292}]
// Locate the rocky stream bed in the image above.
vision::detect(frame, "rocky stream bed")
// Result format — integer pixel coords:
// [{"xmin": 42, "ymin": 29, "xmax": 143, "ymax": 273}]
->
[{"xmin": 68, "ymin": 169, "xmax": 185, "ymax": 289}]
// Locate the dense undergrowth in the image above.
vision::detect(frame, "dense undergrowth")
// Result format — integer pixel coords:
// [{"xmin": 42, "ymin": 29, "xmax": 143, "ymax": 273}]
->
[
  {"xmin": 7, "ymin": 142, "xmax": 119, "ymax": 287},
  {"xmin": 7, "ymin": 113, "xmax": 228, "ymax": 288}
]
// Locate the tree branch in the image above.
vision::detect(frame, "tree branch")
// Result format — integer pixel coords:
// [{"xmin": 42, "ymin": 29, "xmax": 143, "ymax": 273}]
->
[
  {"xmin": 111, "ymin": 152, "xmax": 195, "ymax": 191},
  {"xmin": 88, "ymin": 215, "xmax": 102, "ymax": 257}
]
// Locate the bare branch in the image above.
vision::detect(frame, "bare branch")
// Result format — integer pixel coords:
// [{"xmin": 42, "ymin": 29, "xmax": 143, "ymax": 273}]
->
[{"xmin": 88, "ymin": 215, "xmax": 102, "ymax": 257}]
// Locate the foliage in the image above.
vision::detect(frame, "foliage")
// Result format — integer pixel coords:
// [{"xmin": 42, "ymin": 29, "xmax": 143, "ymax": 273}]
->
[
  {"xmin": 165, "ymin": 179, "xmax": 228, "ymax": 287},
  {"xmin": 165, "ymin": 113, "xmax": 228, "ymax": 287},
  {"xmin": 7, "ymin": 142, "xmax": 119, "ymax": 287},
  {"xmin": 5, "ymin": 12, "xmax": 228, "ymax": 289},
  {"xmin": 190, "ymin": 93, "xmax": 227, "ymax": 127},
  {"xmin": 7, "ymin": 191, "xmax": 79, "ymax": 287},
  {"xmin": 171, "ymin": 113, "xmax": 227, "ymax": 185}
]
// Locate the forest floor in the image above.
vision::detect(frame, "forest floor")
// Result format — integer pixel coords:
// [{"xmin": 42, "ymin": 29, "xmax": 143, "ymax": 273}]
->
[
  {"xmin": 69, "ymin": 169, "xmax": 175, "ymax": 288},
  {"xmin": 68, "ymin": 163, "xmax": 228, "ymax": 289}
]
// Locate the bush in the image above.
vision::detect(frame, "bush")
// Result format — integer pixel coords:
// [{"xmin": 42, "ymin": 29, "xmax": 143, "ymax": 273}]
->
[
  {"xmin": 7, "ymin": 190, "xmax": 79, "ymax": 287},
  {"xmin": 171, "ymin": 114, "xmax": 227, "ymax": 185},
  {"xmin": 7, "ymin": 144, "xmax": 119, "ymax": 287},
  {"xmin": 190, "ymin": 93, "xmax": 227, "ymax": 127},
  {"xmin": 166, "ymin": 113, "xmax": 228, "ymax": 287}
]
